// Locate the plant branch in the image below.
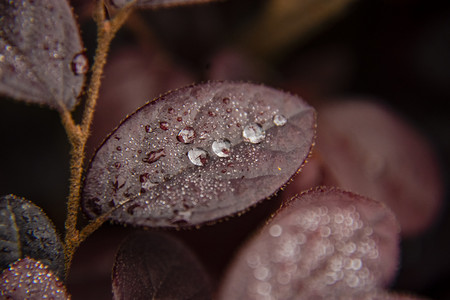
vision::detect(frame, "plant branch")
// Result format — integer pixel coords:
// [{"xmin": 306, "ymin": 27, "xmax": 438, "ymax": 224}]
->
[{"xmin": 62, "ymin": 0, "xmax": 135, "ymax": 276}]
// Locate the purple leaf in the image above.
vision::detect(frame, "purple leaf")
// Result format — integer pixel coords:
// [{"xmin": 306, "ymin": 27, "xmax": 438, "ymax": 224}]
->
[
  {"xmin": 0, "ymin": 195, "xmax": 65, "ymax": 279},
  {"xmin": 317, "ymin": 100, "xmax": 444, "ymax": 236},
  {"xmin": 0, "ymin": 257, "xmax": 69, "ymax": 299},
  {"xmin": 82, "ymin": 81, "xmax": 315, "ymax": 227},
  {"xmin": 112, "ymin": 232, "xmax": 211, "ymax": 300},
  {"xmin": 217, "ymin": 187, "xmax": 400, "ymax": 300},
  {"xmin": 0, "ymin": 0, "xmax": 86, "ymax": 111}
]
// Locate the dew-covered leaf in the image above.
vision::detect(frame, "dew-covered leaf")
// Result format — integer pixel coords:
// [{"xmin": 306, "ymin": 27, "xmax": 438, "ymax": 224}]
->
[
  {"xmin": 0, "ymin": 257, "xmax": 69, "ymax": 299},
  {"xmin": 112, "ymin": 231, "xmax": 212, "ymax": 300},
  {"xmin": 0, "ymin": 0, "xmax": 86, "ymax": 110},
  {"xmin": 0, "ymin": 195, "xmax": 65, "ymax": 279},
  {"xmin": 108, "ymin": 0, "xmax": 218, "ymax": 10},
  {"xmin": 217, "ymin": 187, "xmax": 400, "ymax": 300},
  {"xmin": 82, "ymin": 81, "xmax": 315, "ymax": 227}
]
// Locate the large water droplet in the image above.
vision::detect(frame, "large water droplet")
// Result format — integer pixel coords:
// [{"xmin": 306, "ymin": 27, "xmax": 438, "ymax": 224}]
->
[
  {"xmin": 71, "ymin": 53, "xmax": 88, "ymax": 75},
  {"xmin": 188, "ymin": 148, "xmax": 209, "ymax": 166},
  {"xmin": 177, "ymin": 126, "xmax": 196, "ymax": 144},
  {"xmin": 212, "ymin": 139, "xmax": 232, "ymax": 157},
  {"xmin": 242, "ymin": 123, "xmax": 265, "ymax": 144},
  {"xmin": 273, "ymin": 114, "xmax": 287, "ymax": 126}
]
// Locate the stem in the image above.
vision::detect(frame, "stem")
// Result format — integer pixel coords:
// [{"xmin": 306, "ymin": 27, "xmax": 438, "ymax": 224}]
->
[{"xmin": 61, "ymin": 0, "xmax": 135, "ymax": 276}]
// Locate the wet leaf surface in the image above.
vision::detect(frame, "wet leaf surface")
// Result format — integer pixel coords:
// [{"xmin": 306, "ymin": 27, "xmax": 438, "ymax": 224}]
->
[
  {"xmin": 217, "ymin": 187, "xmax": 400, "ymax": 300},
  {"xmin": 112, "ymin": 231, "xmax": 212, "ymax": 300},
  {"xmin": 82, "ymin": 81, "xmax": 315, "ymax": 227},
  {"xmin": 0, "ymin": 195, "xmax": 65, "ymax": 279},
  {"xmin": 0, "ymin": 0, "xmax": 86, "ymax": 110},
  {"xmin": 0, "ymin": 257, "xmax": 69, "ymax": 299}
]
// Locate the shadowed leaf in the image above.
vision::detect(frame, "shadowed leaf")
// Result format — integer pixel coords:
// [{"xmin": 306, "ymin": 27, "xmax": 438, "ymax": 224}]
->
[
  {"xmin": 82, "ymin": 81, "xmax": 315, "ymax": 228},
  {"xmin": 0, "ymin": 195, "xmax": 65, "ymax": 279},
  {"xmin": 0, "ymin": 0, "xmax": 86, "ymax": 111},
  {"xmin": 0, "ymin": 257, "xmax": 69, "ymax": 299},
  {"xmin": 217, "ymin": 187, "xmax": 400, "ymax": 300},
  {"xmin": 112, "ymin": 231, "xmax": 211, "ymax": 300}
]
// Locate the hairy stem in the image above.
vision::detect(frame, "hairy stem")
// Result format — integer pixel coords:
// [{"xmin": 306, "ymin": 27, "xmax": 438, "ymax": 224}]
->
[{"xmin": 62, "ymin": 0, "xmax": 134, "ymax": 276}]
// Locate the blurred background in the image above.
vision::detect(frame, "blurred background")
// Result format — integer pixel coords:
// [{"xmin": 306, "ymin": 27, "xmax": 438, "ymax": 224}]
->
[{"xmin": 1, "ymin": 0, "xmax": 449, "ymax": 298}]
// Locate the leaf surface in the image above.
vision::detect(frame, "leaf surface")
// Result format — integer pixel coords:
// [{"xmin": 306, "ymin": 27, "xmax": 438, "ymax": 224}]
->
[
  {"xmin": 0, "ymin": 257, "xmax": 69, "ymax": 299},
  {"xmin": 217, "ymin": 187, "xmax": 400, "ymax": 300},
  {"xmin": 0, "ymin": 195, "xmax": 65, "ymax": 279},
  {"xmin": 82, "ymin": 81, "xmax": 315, "ymax": 227},
  {"xmin": 0, "ymin": 0, "xmax": 86, "ymax": 110},
  {"xmin": 112, "ymin": 232, "xmax": 211, "ymax": 300}
]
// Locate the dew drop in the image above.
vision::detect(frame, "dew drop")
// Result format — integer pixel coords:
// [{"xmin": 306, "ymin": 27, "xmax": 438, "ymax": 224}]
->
[
  {"xmin": 212, "ymin": 139, "xmax": 232, "ymax": 157},
  {"xmin": 71, "ymin": 53, "xmax": 89, "ymax": 75},
  {"xmin": 142, "ymin": 149, "xmax": 166, "ymax": 164},
  {"xmin": 223, "ymin": 97, "xmax": 230, "ymax": 104},
  {"xmin": 188, "ymin": 148, "xmax": 209, "ymax": 166},
  {"xmin": 177, "ymin": 126, "xmax": 196, "ymax": 144},
  {"xmin": 273, "ymin": 114, "xmax": 287, "ymax": 126},
  {"xmin": 144, "ymin": 125, "xmax": 152, "ymax": 133},
  {"xmin": 159, "ymin": 121, "xmax": 169, "ymax": 130},
  {"xmin": 243, "ymin": 123, "xmax": 265, "ymax": 144}
]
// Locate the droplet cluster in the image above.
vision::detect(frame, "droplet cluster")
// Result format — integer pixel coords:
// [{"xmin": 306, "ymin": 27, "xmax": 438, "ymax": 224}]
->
[
  {"xmin": 218, "ymin": 188, "xmax": 398, "ymax": 300},
  {"xmin": 82, "ymin": 82, "xmax": 315, "ymax": 227},
  {"xmin": 0, "ymin": 257, "xmax": 68, "ymax": 299}
]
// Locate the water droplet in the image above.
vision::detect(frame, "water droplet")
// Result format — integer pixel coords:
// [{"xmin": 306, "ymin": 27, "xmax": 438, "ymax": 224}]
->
[
  {"xmin": 242, "ymin": 123, "xmax": 265, "ymax": 144},
  {"xmin": 188, "ymin": 148, "xmax": 209, "ymax": 166},
  {"xmin": 208, "ymin": 111, "xmax": 217, "ymax": 117},
  {"xmin": 145, "ymin": 125, "xmax": 152, "ymax": 133},
  {"xmin": 71, "ymin": 53, "xmax": 88, "ymax": 75},
  {"xmin": 177, "ymin": 117, "xmax": 183, "ymax": 122},
  {"xmin": 159, "ymin": 121, "xmax": 169, "ymax": 130},
  {"xmin": 177, "ymin": 126, "xmax": 196, "ymax": 143},
  {"xmin": 142, "ymin": 149, "xmax": 166, "ymax": 164},
  {"xmin": 212, "ymin": 139, "xmax": 231, "ymax": 157},
  {"xmin": 273, "ymin": 114, "xmax": 287, "ymax": 126},
  {"xmin": 168, "ymin": 107, "xmax": 174, "ymax": 114}
]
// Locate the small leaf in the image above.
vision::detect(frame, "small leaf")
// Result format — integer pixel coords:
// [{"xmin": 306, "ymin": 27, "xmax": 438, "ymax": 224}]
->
[
  {"xmin": 82, "ymin": 81, "xmax": 315, "ymax": 227},
  {"xmin": 107, "ymin": 0, "xmax": 218, "ymax": 10},
  {"xmin": 0, "ymin": 257, "xmax": 69, "ymax": 299},
  {"xmin": 112, "ymin": 231, "xmax": 212, "ymax": 300},
  {"xmin": 0, "ymin": 195, "xmax": 65, "ymax": 279},
  {"xmin": 217, "ymin": 187, "xmax": 400, "ymax": 300},
  {"xmin": 0, "ymin": 0, "xmax": 86, "ymax": 110}
]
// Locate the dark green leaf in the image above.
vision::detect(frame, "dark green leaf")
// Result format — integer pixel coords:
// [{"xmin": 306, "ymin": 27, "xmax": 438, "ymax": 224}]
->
[{"xmin": 0, "ymin": 195, "xmax": 65, "ymax": 279}]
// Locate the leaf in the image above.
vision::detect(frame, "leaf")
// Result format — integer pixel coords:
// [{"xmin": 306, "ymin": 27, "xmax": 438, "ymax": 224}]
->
[
  {"xmin": 0, "ymin": 257, "xmax": 69, "ymax": 299},
  {"xmin": 0, "ymin": 0, "xmax": 86, "ymax": 111},
  {"xmin": 107, "ymin": 0, "xmax": 218, "ymax": 10},
  {"xmin": 82, "ymin": 81, "xmax": 315, "ymax": 227},
  {"xmin": 217, "ymin": 187, "xmax": 400, "ymax": 300},
  {"xmin": 316, "ymin": 100, "xmax": 444, "ymax": 236},
  {"xmin": 112, "ymin": 231, "xmax": 212, "ymax": 300},
  {"xmin": 0, "ymin": 195, "xmax": 65, "ymax": 279}
]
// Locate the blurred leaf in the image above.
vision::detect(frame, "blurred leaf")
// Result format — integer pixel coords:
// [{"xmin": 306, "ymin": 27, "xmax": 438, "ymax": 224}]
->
[
  {"xmin": 112, "ymin": 231, "xmax": 211, "ymax": 300},
  {"xmin": 82, "ymin": 81, "xmax": 315, "ymax": 227},
  {"xmin": 317, "ymin": 100, "xmax": 444, "ymax": 236},
  {"xmin": 0, "ymin": 195, "xmax": 65, "ymax": 279},
  {"xmin": 0, "ymin": 0, "xmax": 86, "ymax": 111},
  {"xmin": 217, "ymin": 187, "xmax": 400, "ymax": 300},
  {"xmin": 0, "ymin": 257, "xmax": 69, "ymax": 299}
]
